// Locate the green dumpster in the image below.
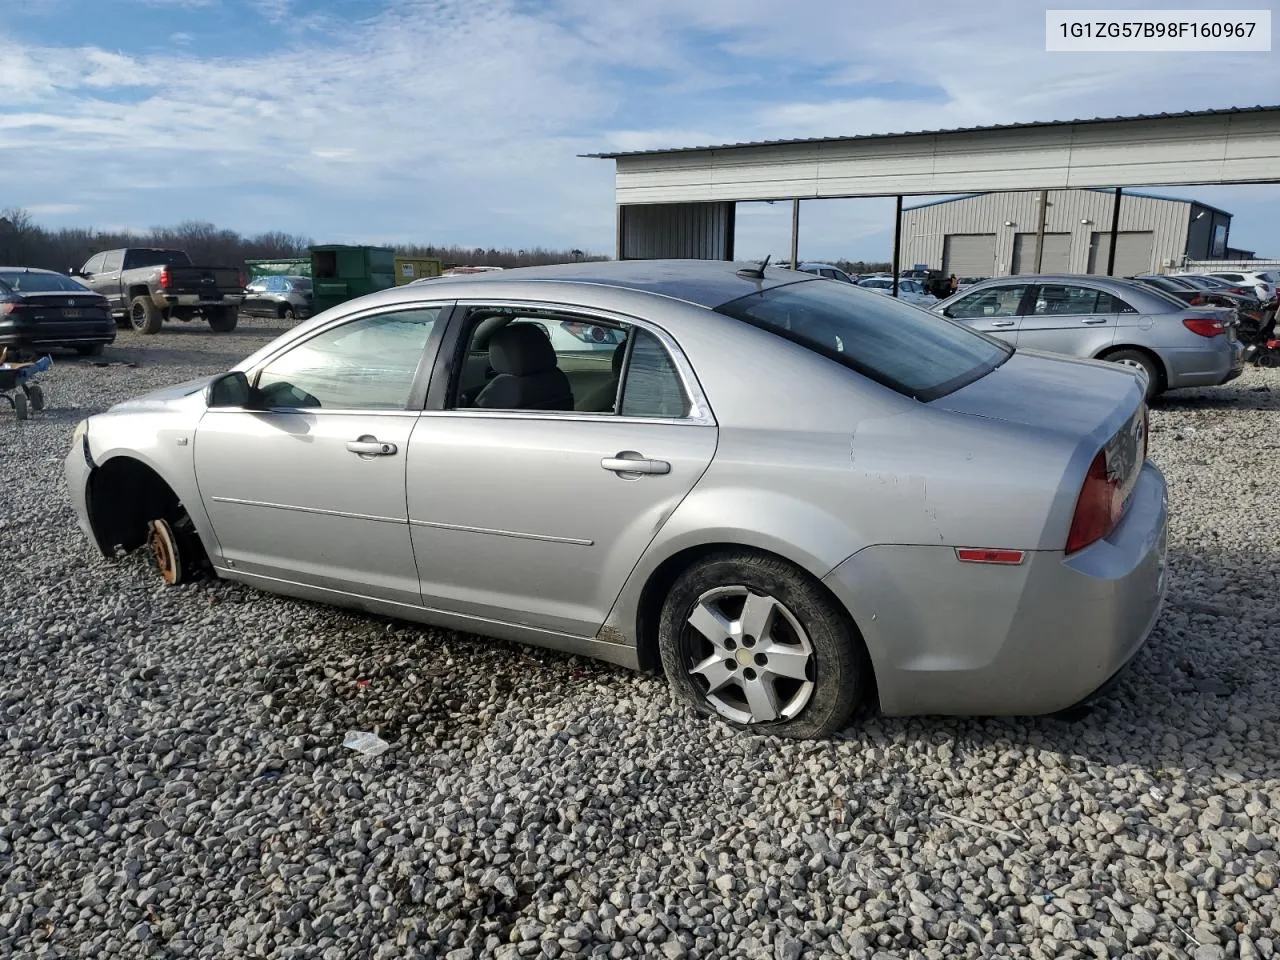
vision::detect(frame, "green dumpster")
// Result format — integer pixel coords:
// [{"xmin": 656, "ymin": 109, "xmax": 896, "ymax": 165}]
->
[{"xmin": 309, "ymin": 245, "xmax": 396, "ymax": 314}]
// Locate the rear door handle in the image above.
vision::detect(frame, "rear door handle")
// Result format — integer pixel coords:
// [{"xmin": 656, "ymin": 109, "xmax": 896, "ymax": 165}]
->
[
  {"xmin": 602, "ymin": 455, "xmax": 670, "ymax": 476},
  {"xmin": 347, "ymin": 437, "xmax": 398, "ymax": 457},
  {"xmin": 1081, "ymin": 317, "xmax": 1108, "ymax": 325},
  {"xmin": 990, "ymin": 320, "xmax": 1016, "ymax": 328}
]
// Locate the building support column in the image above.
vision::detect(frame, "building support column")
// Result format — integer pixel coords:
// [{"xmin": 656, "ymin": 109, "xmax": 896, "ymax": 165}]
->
[
  {"xmin": 789, "ymin": 199, "xmax": 800, "ymax": 269},
  {"xmin": 1034, "ymin": 189, "xmax": 1049, "ymax": 272},
  {"xmin": 1106, "ymin": 187, "xmax": 1123, "ymax": 276},
  {"xmin": 892, "ymin": 195, "xmax": 903, "ymax": 297}
]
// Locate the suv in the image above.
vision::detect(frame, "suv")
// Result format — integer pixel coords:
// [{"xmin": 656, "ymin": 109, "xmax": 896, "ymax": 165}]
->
[{"xmin": 241, "ymin": 275, "xmax": 313, "ymax": 320}]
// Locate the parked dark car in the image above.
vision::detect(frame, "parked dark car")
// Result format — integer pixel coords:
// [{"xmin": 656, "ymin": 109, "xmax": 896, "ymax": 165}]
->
[
  {"xmin": 73, "ymin": 248, "xmax": 243, "ymax": 335},
  {"xmin": 0, "ymin": 268, "xmax": 114, "ymax": 356},
  {"xmin": 1132, "ymin": 274, "xmax": 1262, "ymax": 316},
  {"xmin": 241, "ymin": 275, "xmax": 313, "ymax": 320}
]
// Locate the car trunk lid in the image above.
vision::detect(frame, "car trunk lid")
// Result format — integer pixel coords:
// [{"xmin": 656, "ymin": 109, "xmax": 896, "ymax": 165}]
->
[{"xmin": 13, "ymin": 292, "xmax": 111, "ymax": 321}]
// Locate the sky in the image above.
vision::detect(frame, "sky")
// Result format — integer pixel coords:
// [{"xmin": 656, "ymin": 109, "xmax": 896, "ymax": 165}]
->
[{"xmin": 1, "ymin": 0, "xmax": 1278, "ymax": 261}]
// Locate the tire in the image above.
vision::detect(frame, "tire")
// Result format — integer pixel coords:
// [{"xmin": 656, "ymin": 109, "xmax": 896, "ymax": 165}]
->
[
  {"xmin": 75, "ymin": 344, "xmax": 104, "ymax": 357},
  {"xmin": 130, "ymin": 296, "xmax": 163, "ymax": 335},
  {"xmin": 13, "ymin": 391, "xmax": 28, "ymax": 421},
  {"xmin": 25, "ymin": 384, "xmax": 44, "ymax": 411},
  {"xmin": 658, "ymin": 550, "xmax": 870, "ymax": 739},
  {"xmin": 1105, "ymin": 349, "xmax": 1161, "ymax": 400},
  {"xmin": 208, "ymin": 307, "xmax": 238, "ymax": 333},
  {"xmin": 280, "ymin": 305, "xmax": 296, "ymax": 321}
]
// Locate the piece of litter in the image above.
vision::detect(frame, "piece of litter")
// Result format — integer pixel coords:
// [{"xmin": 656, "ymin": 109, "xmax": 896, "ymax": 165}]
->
[
  {"xmin": 933, "ymin": 810, "xmax": 1024, "ymax": 842},
  {"xmin": 343, "ymin": 731, "xmax": 391, "ymax": 757}
]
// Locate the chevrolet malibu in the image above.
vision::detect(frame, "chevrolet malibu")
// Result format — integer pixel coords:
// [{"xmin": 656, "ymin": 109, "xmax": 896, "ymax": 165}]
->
[{"xmin": 65, "ymin": 260, "xmax": 1168, "ymax": 738}]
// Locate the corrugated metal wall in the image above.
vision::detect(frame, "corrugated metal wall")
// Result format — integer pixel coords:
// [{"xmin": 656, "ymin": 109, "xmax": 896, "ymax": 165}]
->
[
  {"xmin": 900, "ymin": 190, "xmax": 1196, "ymax": 277},
  {"xmin": 618, "ymin": 202, "xmax": 735, "ymax": 260}
]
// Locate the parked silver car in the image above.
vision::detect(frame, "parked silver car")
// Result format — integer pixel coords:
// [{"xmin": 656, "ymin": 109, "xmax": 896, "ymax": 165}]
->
[
  {"xmin": 856, "ymin": 275, "xmax": 938, "ymax": 307},
  {"xmin": 933, "ymin": 274, "xmax": 1245, "ymax": 399},
  {"xmin": 241, "ymin": 275, "xmax": 313, "ymax": 321},
  {"xmin": 65, "ymin": 260, "xmax": 1168, "ymax": 738}
]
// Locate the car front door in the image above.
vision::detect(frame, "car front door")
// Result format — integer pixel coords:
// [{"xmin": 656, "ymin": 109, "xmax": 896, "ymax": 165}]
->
[
  {"xmin": 96, "ymin": 250, "xmax": 126, "ymax": 312},
  {"xmin": 242, "ymin": 279, "xmax": 268, "ymax": 315},
  {"xmin": 1016, "ymin": 283, "xmax": 1118, "ymax": 357},
  {"xmin": 405, "ymin": 305, "xmax": 718, "ymax": 638},
  {"xmin": 940, "ymin": 283, "xmax": 1029, "ymax": 343},
  {"xmin": 194, "ymin": 304, "xmax": 446, "ymax": 605}
]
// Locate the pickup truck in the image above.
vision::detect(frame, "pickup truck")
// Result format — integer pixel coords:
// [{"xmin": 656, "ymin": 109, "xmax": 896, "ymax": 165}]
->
[{"xmin": 73, "ymin": 248, "xmax": 244, "ymax": 334}]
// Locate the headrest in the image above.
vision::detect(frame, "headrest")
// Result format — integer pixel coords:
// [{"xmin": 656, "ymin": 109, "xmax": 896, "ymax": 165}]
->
[{"xmin": 489, "ymin": 323, "xmax": 557, "ymax": 377}]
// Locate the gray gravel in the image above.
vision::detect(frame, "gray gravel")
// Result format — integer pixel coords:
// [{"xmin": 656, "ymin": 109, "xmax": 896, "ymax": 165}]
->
[{"xmin": 2, "ymin": 319, "xmax": 1279, "ymax": 959}]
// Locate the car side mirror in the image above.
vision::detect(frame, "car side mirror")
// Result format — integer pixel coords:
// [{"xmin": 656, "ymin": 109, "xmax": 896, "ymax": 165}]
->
[{"xmin": 206, "ymin": 371, "xmax": 254, "ymax": 408}]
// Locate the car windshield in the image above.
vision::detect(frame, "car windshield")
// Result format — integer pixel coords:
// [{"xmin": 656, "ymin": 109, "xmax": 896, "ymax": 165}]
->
[
  {"xmin": 716, "ymin": 278, "xmax": 1011, "ymax": 401},
  {"xmin": 0, "ymin": 271, "xmax": 91, "ymax": 293}
]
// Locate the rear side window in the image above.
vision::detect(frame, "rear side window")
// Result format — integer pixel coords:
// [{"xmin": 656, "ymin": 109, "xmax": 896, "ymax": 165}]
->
[
  {"xmin": 123, "ymin": 249, "xmax": 191, "ymax": 270},
  {"xmin": 716, "ymin": 279, "xmax": 1010, "ymax": 401},
  {"xmin": 619, "ymin": 329, "xmax": 689, "ymax": 419}
]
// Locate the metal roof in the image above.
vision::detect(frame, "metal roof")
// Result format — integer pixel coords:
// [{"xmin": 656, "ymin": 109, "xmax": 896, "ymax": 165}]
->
[
  {"xmin": 584, "ymin": 104, "xmax": 1280, "ymax": 159},
  {"xmin": 903, "ymin": 188, "xmax": 1234, "ymax": 219}
]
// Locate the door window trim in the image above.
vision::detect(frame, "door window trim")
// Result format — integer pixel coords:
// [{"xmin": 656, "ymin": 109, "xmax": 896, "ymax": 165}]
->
[
  {"xmin": 422, "ymin": 298, "xmax": 716, "ymax": 427},
  {"xmin": 222, "ymin": 301, "xmax": 458, "ymax": 416}
]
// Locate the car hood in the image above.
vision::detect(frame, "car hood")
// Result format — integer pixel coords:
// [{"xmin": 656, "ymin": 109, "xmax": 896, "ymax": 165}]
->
[
  {"xmin": 107, "ymin": 376, "xmax": 215, "ymax": 413},
  {"xmin": 930, "ymin": 349, "xmax": 1143, "ymax": 441}
]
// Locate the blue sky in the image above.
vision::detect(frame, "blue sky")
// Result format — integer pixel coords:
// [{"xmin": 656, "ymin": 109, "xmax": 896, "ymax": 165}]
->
[{"xmin": 1, "ymin": 0, "xmax": 1278, "ymax": 261}]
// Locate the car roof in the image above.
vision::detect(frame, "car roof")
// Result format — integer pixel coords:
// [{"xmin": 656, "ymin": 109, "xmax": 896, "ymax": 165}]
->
[{"xmin": 390, "ymin": 259, "xmax": 806, "ymax": 310}]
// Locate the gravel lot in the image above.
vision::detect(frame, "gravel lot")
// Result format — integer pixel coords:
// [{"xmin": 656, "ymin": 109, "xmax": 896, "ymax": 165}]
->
[{"xmin": 2, "ymin": 318, "xmax": 1278, "ymax": 960}]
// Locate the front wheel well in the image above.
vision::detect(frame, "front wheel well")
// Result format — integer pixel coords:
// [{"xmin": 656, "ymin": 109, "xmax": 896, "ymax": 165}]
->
[
  {"xmin": 87, "ymin": 457, "xmax": 192, "ymax": 557},
  {"xmin": 633, "ymin": 543, "xmax": 870, "ymax": 683}
]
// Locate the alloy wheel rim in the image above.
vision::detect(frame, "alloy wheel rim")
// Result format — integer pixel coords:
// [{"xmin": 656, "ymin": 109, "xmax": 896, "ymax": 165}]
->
[
  {"xmin": 1115, "ymin": 357, "xmax": 1146, "ymax": 372},
  {"xmin": 682, "ymin": 586, "xmax": 815, "ymax": 724}
]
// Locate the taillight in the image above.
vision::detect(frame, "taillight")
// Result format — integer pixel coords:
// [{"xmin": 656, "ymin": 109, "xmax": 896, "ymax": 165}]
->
[
  {"xmin": 1066, "ymin": 450, "xmax": 1122, "ymax": 554},
  {"xmin": 159, "ymin": 267, "xmax": 172, "ymax": 290},
  {"xmin": 1190, "ymin": 295, "xmax": 1204, "ymax": 305},
  {"xmin": 1182, "ymin": 317, "xmax": 1223, "ymax": 338},
  {"xmin": 0, "ymin": 301, "xmax": 27, "ymax": 316}
]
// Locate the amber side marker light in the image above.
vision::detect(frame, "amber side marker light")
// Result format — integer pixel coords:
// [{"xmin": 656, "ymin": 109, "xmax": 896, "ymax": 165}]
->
[{"xmin": 955, "ymin": 548, "xmax": 1026, "ymax": 565}]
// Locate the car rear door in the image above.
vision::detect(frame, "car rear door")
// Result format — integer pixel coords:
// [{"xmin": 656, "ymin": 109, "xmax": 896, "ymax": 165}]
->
[
  {"xmin": 194, "ymin": 304, "xmax": 446, "ymax": 604},
  {"xmin": 1015, "ymin": 282, "xmax": 1117, "ymax": 357},
  {"xmin": 405, "ymin": 303, "xmax": 717, "ymax": 639},
  {"xmin": 940, "ymin": 282, "xmax": 1028, "ymax": 343}
]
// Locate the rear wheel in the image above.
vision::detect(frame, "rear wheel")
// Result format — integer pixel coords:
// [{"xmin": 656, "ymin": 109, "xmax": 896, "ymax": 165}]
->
[
  {"xmin": 25, "ymin": 384, "xmax": 44, "ymax": 411},
  {"xmin": 1105, "ymin": 349, "xmax": 1161, "ymax": 400},
  {"xmin": 658, "ymin": 550, "xmax": 869, "ymax": 739},
  {"xmin": 207, "ymin": 307, "xmax": 238, "ymax": 333},
  {"xmin": 130, "ymin": 296, "xmax": 163, "ymax": 335},
  {"xmin": 13, "ymin": 392, "xmax": 29, "ymax": 421},
  {"xmin": 280, "ymin": 305, "xmax": 296, "ymax": 321}
]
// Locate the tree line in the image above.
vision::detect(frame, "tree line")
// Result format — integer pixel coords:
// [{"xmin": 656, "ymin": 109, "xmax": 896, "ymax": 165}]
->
[{"xmin": 0, "ymin": 208, "xmax": 608, "ymax": 274}]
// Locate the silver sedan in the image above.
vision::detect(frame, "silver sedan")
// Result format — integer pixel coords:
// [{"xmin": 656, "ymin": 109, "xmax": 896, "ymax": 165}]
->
[
  {"xmin": 65, "ymin": 260, "xmax": 1168, "ymax": 738},
  {"xmin": 932, "ymin": 274, "xmax": 1245, "ymax": 399}
]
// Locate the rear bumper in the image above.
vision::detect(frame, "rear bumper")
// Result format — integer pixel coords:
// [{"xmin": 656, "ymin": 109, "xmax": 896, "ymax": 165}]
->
[
  {"xmin": 0, "ymin": 319, "xmax": 116, "ymax": 349},
  {"xmin": 823, "ymin": 462, "xmax": 1169, "ymax": 716},
  {"xmin": 1162, "ymin": 337, "xmax": 1246, "ymax": 388},
  {"xmin": 160, "ymin": 295, "xmax": 244, "ymax": 307}
]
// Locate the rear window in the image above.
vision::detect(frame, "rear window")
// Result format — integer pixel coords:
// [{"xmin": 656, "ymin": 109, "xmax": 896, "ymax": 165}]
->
[
  {"xmin": 122, "ymin": 249, "xmax": 192, "ymax": 269},
  {"xmin": 0, "ymin": 272, "xmax": 92, "ymax": 293},
  {"xmin": 716, "ymin": 279, "xmax": 1011, "ymax": 401}
]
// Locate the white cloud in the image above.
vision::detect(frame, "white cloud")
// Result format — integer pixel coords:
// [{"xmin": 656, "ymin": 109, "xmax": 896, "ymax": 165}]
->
[{"xmin": 0, "ymin": 0, "xmax": 1277, "ymax": 259}]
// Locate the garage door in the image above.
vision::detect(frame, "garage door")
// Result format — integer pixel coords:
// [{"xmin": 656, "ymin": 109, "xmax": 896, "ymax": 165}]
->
[
  {"xmin": 942, "ymin": 234, "xmax": 996, "ymax": 277},
  {"xmin": 1011, "ymin": 233, "xmax": 1071, "ymax": 274},
  {"xmin": 1088, "ymin": 232, "xmax": 1155, "ymax": 276}
]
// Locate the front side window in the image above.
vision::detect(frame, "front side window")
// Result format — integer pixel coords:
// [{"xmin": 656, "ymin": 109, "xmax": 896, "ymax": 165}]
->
[
  {"xmin": 101, "ymin": 250, "xmax": 124, "ymax": 272},
  {"xmin": 947, "ymin": 284, "xmax": 1028, "ymax": 319},
  {"xmin": 82, "ymin": 254, "xmax": 106, "ymax": 275},
  {"xmin": 1030, "ymin": 284, "xmax": 1106, "ymax": 316},
  {"xmin": 255, "ymin": 307, "xmax": 439, "ymax": 410},
  {"xmin": 716, "ymin": 278, "xmax": 1010, "ymax": 401}
]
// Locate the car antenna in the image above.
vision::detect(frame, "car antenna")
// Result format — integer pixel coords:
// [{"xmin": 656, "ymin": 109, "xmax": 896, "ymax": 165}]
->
[{"xmin": 735, "ymin": 254, "xmax": 771, "ymax": 280}]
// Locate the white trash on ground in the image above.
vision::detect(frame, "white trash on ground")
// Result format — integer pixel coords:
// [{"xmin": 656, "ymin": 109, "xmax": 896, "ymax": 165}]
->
[{"xmin": 342, "ymin": 730, "xmax": 391, "ymax": 757}]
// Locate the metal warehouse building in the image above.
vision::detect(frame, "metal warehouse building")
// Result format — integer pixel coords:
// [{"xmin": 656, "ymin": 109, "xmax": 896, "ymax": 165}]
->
[{"xmin": 899, "ymin": 189, "xmax": 1233, "ymax": 279}]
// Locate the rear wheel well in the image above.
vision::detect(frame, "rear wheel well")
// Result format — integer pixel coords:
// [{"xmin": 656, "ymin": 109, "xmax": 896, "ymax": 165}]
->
[
  {"xmin": 87, "ymin": 457, "xmax": 193, "ymax": 557},
  {"xmin": 128, "ymin": 285, "xmax": 151, "ymax": 301},
  {"xmin": 634, "ymin": 543, "xmax": 871, "ymax": 687},
  {"xmin": 1097, "ymin": 344, "xmax": 1166, "ymax": 389}
]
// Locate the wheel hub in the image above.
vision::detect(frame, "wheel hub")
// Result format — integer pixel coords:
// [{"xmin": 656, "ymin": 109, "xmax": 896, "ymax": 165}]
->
[{"xmin": 683, "ymin": 586, "xmax": 815, "ymax": 725}]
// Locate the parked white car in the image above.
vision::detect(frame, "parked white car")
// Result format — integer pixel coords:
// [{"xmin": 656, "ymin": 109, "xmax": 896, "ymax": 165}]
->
[
  {"xmin": 856, "ymin": 276, "xmax": 938, "ymax": 307},
  {"xmin": 1205, "ymin": 271, "xmax": 1277, "ymax": 305}
]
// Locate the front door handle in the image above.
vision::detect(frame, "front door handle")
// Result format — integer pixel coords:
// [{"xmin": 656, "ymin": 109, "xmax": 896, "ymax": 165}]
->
[
  {"xmin": 602, "ymin": 454, "xmax": 670, "ymax": 476},
  {"xmin": 347, "ymin": 437, "xmax": 398, "ymax": 457},
  {"xmin": 990, "ymin": 319, "xmax": 1016, "ymax": 328},
  {"xmin": 1081, "ymin": 317, "xmax": 1108, "ymax": 325}
]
